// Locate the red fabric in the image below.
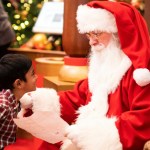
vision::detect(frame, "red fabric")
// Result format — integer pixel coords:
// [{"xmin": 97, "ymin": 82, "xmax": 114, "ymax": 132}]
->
[
  {"xmin": 32, "ymin": 60, "xmax": 43, "ymax": 88},
  {"xmin": 5, "ymin": 138, "xmax": 33, "ymax": 150},
  {"xmin": 87, "ymin": 1, "xmax": 150, "ymax": 70},
  {"xmin": 36, "ymin": 74, "xmax": 43, "ymax": 88},
  {"xmin": 32, "ymin": 138, "xmax": 60, "ymax": 150},
  {"xmin": 23, "ymin": 109, "xmax": 33, "ymax": 117},
  {"xmin": 58, "ymin": 66, "xmax": 150, "ymax": 150},
  {"xmin": 64, "ymin": 56, "xmax": 88, "ymax": 66},
  {"xmin": 5, "ymin": 138, "xmax": 60, "ymax": 150}
]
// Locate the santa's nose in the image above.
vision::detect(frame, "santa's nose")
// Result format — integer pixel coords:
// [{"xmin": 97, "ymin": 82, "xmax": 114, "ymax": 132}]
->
[{"xmin": 89, "ymin": 38, "xmax": 99, "ymax": 46}]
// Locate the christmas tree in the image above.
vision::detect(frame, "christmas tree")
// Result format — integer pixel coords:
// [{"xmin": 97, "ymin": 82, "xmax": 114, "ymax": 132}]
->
[{"xmin": 3, "ymin": 0, "xmax": 50, "ymax": 48}]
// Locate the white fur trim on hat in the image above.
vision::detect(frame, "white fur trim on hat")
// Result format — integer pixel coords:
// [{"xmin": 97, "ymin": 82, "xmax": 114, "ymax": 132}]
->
[
  {"xmin": 76, "ymin": 5, "xmax": 118, "ymax": 33},
  {"xmin": 133, "ymin": 68, "xmax": 150, "ymax": 86}
]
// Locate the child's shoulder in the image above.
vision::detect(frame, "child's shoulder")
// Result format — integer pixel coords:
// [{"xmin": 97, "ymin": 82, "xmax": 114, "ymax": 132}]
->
[
  {"xmin": 0, "ymin": 89, "xmax": 13, "ymax": 96},
  {"xmin": 0, "ymin": 89, "xmax": 14, "ymax": 106}
]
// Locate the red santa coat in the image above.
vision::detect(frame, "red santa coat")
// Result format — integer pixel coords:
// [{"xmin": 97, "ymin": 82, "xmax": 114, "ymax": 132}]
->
[
  {"xmin": 35, "ymin": 1, "xmax": 150, "ymax": 149},
  {"xmin": 58, "ymin": 66, "xmax": 150, "ymax": 150},
  {"xmin": 32, "ymin": 65, "xmax": 150, "ymax": 150}
]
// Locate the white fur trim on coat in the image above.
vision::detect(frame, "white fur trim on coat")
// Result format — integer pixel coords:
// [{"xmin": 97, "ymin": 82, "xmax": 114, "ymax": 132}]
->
[
  {"xmin": 133, "ymin": 68, "xmax": 150, "ymax": 86},
  {"xmin": 76, "ymin": 5, "xmax": 118, "ymax": 33},
  {"xmin": 62, "ymin": 117, "xmax": 122, "ymax": 150}
]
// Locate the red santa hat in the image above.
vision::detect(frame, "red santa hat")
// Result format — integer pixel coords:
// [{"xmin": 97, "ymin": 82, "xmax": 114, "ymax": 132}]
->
[{"xmin": 76, "ymin": 1, "xmax": 150, "ymax": 86}]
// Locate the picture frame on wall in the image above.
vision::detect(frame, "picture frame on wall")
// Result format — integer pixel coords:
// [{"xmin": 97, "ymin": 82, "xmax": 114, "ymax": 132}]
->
[{"xmin": 32, "ymin": 1, "xmax": 64, "ymax": 35}]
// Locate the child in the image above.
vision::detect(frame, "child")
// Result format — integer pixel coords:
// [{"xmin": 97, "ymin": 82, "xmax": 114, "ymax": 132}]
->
[{"xmin": 0, "ymin": 54, "xmax": 37, "ymax": 149}]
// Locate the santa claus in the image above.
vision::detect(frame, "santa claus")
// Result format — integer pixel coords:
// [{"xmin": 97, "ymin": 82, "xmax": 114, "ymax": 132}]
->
[{"xmin": 20, "ymin": 1, "xmax": 150, "ymax": 150}]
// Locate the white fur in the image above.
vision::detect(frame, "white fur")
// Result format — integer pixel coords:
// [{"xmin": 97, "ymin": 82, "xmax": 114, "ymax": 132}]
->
[
  {"xmin": 61, "ymin": 139, "xmax": 79, "ymax": 150},
  {"xmin": 18, "ymin": 88, "xmax": 61, "ymax": 117},
  {"xmin": 80, "ymin": 36, "xmax": 132, "ymax": 118},
  {"xmin": 18, "ymin": 93, "xmax": 33, "ymax": 118},
  {"xmin": 61, "ymin": 35, "xmax": 131, "ymax": 150},
  {"xmin": 62, "ymin": 117, "xmax": 122, "ymax": 150},
  {"xmin": 20, "ymin": 93, "xmax": 33, "ymax": 109},
  {"xmin": 133, "ymin": 68, "xmax": 150, "ymax": 86},
  {"xmin": 76, "ymin": 5, "xmax": 117, "ymax": 33}
]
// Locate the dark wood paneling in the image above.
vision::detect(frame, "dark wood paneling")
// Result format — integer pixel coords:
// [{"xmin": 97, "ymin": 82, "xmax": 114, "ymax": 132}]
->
[{"xmin": 144, "ymin": 0, "xmax": 150, "ymax": 33}]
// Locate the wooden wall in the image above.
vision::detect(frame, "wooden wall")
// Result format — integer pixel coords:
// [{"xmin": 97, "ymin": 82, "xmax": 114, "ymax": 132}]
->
[{"xmin": 144, "ymin": 0, "xmax": 150, "ymax": 33}]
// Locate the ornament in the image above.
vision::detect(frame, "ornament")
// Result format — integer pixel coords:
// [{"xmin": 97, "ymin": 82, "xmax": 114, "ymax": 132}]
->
[
  {"xmin": 32, "ymin": 33, "xmax": 47, "ymax": 45},
  {"xmin": 20, "ymin": 34, "xmax": 62, "ymax": 51},
  {"xmin": 21, "ymin": 10, "xmax": 28, "ymax": 20},
  {"xmin": 32, "ymin": 33, "xmax": 47, "ymax": 50},
  {"xmin": 45, "ymin": 42, "xmax": 53, "ymax": 50},
  {"xmin": 37, "ymin": 3, "xmax": 43, "ymax": 9}
]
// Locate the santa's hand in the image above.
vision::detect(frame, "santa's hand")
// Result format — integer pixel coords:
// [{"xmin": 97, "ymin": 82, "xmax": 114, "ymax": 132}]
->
[
  {"xmin": 62, "ymin": 117, "xmax": 122, "ymax": 150},
  {"xmin": 62, "ymin": 124, "xmax": 85, "ymax": 150},
  {"xmin": 66, "ymin": 125, "xmax": 81, "ymax": 147},
  {"xmin": 61, "ymin": 138, "xmax": 80, "ymax": 150}
]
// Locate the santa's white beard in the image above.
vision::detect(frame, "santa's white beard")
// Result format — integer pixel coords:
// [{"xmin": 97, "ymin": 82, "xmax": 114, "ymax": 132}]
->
[
  {"xmin": 88, "ymin": 36, "xmax": 130, "ymax": 93},
  {"xmin": 91, "ymin": 43, "xmax": 105, "ymax": 52}
]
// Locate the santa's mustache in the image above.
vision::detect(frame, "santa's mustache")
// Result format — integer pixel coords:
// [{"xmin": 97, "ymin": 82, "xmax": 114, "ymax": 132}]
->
[{"xmin": 91, "ymin": 43, "xmax": 105, "ymax": 52}]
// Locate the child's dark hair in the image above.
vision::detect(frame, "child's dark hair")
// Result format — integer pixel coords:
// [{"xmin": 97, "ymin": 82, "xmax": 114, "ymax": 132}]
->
[{"xmin": 0, "ymin": 54, "xmax": 32, "ymax": 90}]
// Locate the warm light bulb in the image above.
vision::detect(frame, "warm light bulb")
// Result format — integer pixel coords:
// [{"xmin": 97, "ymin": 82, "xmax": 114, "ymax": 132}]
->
[
  {"xmin": 28, "ymin": 0, "xmax": 33, "ymax": 4},
  {"xmin": 17, "ymin": 36, "xmax": 21, "ymax": 41},
  {"xmin": 24, "ymin": 21, "xmax": 29, "ymax": 26},
  {"xmin": 14, "ymin": 14, "xmax": 20, "ymax": 19},
  {"xmin": 21, "ymin": 34, "xmax": 25, "ymax": 38},
  {"xmin": 20, "ymin": 0, "xmax": 25, "ymax": 3},
  {"xmin": 21, "ymin": 23, "xmax": 26, "ymax": 29},
  {"xmin": 7, "ymin": 3, "xmax": 12, "ymax": 7}
]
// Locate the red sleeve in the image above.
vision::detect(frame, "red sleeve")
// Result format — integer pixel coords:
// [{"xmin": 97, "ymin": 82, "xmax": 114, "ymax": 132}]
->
[
  {"xmin": 58, "ymin": 79, "xmax": 89, "ymax": 124},
  {"xmin": 116, "ymin": 69, "xmax": 150, "ymax": 150}
]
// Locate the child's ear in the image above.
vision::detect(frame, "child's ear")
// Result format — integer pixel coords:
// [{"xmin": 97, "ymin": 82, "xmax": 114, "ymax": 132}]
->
[{"xmin": 13, "ymin": 79, "xmax": 23, "ymax": 89}]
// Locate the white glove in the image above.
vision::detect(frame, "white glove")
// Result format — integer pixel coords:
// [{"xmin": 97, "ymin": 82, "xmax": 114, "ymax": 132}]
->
[
  {"xmin": 61, "ymin": 139, "xmax": 79, "ymax": 150},
  {"xmin": 63, "ymin": 117, "xmax": 122, "ymax": 150}
]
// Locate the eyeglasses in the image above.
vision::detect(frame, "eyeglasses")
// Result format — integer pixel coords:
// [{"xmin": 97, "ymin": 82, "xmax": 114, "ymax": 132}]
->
[{"xmin": 85, "ymin": 32, "xmax": 103, "ymax": 40}]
